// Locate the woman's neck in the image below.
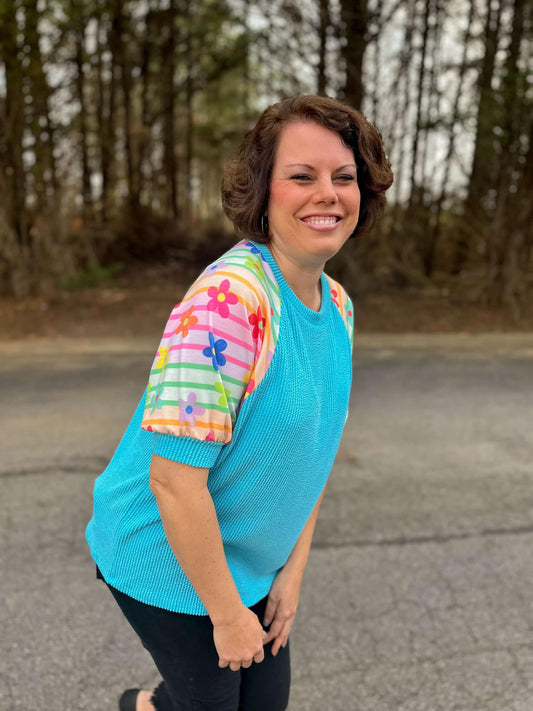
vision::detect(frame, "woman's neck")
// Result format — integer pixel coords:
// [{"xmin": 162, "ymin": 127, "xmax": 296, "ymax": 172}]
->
[{"xmin": 267, "ymin": 242, "xmax": 324, "ymax": 312}]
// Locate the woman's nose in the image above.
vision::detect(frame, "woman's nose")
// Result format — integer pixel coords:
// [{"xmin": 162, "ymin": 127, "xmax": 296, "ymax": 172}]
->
[{"xmin": 313, "ymin": 178, "xmax": 338, "ymax": 204}]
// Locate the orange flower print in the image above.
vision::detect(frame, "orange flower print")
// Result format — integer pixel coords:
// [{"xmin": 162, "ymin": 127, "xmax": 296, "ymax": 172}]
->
[{"xmin": 176, "ymin": 305, "xmax": 198, "ymax": 338}]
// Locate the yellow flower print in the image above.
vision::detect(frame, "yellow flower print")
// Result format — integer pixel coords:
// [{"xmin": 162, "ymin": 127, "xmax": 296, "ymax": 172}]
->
[{"xmin": 156, "ymin": 346, "xmax": 170, "ymax": 370}]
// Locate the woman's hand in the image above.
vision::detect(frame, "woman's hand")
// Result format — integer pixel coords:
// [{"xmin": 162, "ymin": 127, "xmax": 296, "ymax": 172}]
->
[
  {"xmin": 213, "ymin": 606, "xmax": 266, "ymax": 671},
  {"xmin": 262, "ymin": 565, "xmax": 303, "ymax": 656}
]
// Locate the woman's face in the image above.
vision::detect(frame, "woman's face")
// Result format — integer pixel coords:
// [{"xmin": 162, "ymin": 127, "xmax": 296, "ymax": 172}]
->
[{"xmin": 266, "ymin": 121, "xmax": 360, "ymax": 269}]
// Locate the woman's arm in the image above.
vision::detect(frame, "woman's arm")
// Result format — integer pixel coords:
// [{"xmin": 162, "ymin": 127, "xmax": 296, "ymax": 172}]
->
[
  {"xmin": 263, "ymin": 487, "xmax": 326, "ymax": 655},
  {"xmin": 149, "ymin": 453, "xmax": 265, "ymax": 670}
]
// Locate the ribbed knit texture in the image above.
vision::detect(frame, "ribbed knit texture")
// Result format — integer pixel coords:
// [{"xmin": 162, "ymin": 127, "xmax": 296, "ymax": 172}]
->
[{"xmin": 86, "ymin": 241, "xmax": 353, "ymax": 614}]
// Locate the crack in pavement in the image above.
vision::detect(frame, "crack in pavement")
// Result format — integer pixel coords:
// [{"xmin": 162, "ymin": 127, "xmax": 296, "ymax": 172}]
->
[
  {"xmin": 0, "ymin": 457, "xmax": 109, "ymax": 478},
  {"xmin": 312, "ymin": 525, "xmax": 533, "ymax": 549}
]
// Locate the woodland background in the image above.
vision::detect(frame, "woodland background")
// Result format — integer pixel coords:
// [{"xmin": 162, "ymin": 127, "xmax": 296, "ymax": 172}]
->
[{"xmin": 0, "ymin": 0, "xmax": 532, "ymax": 317}]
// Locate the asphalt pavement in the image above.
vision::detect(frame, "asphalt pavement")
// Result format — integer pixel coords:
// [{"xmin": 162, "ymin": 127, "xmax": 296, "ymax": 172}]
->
[{"xmin": 2, "ymin": 333, "xmax": 533, "ymax": 711}]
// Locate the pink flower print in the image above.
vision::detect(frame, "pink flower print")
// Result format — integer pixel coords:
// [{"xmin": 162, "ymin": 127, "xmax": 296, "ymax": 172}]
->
[
  {"xmin": 156, "ymin": 346, "xmax": 169, "ymax": 370},
  {"xmin": 207, "ymin": 279, "xmax": 238, "ymax": 318},
  {"xmin": 248, "ymin": 306, "xmax": 266, "ymax": 342},
  {"xmin": 179, "ymin": 392, "xmax": 205, "ymax": 427},
  {"xmin": 176, "ymin": 305, "xmax": 198, "ymax": 338},
  {"xmin": 206, "ymin": 430, "xmax": 215, "ymax": 441},
  {"xmin": 330, "ymin": 288, "xmax": 340, "ymax": 308}
]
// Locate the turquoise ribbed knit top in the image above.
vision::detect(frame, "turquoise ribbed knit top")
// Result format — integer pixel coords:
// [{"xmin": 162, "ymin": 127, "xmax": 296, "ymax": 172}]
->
[{"xmin": 86, "ymin": 241, "xmax": 353, "ymax": 614}]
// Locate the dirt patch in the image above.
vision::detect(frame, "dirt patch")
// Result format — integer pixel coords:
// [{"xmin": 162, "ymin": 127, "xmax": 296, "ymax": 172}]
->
[{"xmin": 1, "ymin": 262, "xmax": 532, "ymax": 341}]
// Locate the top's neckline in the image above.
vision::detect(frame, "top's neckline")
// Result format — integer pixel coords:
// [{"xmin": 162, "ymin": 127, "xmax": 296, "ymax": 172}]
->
[{"xmin": 253, "ymin": 241, "xmax": 330, "ymax": 322}]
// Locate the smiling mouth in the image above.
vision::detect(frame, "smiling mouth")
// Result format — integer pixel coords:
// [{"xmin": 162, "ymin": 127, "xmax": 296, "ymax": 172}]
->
[{"xmin": 301, "ymin": 216, "xmax": 341, "ymax": 226}]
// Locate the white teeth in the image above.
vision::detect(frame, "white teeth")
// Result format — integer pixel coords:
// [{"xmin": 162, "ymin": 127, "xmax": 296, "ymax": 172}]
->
[{"xmin": 304, "ymin": 217, "xmax": 338, "ymax": 225}]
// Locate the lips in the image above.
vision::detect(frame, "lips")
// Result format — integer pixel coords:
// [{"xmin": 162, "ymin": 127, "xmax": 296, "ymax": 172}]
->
[{"xmin": 301, "ymin": 215, "xmax": 342, "ymax": 225}]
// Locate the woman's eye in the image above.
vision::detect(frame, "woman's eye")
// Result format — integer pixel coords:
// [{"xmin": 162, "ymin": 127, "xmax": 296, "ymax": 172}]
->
[
  {"xmin": 291, "ymin": 174, "xmax": 312, "ymax": 181},
  {"xmin": 336, "ymin": 174, "xmax": 356, "ymax": 182}
]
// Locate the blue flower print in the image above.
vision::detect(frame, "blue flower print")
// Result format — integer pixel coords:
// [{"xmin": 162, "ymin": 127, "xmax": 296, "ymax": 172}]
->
[
  {"xmin": 207, "ymin": 261, "xmax": 227, "ymax": 273},
  {"xmin": 246, "ymin": 241, "xmax": 260, "ymax": 254},
  {"xmin": 245, "ymin": 242, "xmax": 265, "ymax": 261},
  {"xmin": 202, "ymin": 331, "xmax": 227, "ymax": 371}
]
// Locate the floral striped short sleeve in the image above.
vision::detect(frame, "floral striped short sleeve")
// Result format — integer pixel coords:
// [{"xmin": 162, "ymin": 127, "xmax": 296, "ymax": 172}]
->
[
  {"xmin": 141, "ymin": 241, "xmax": 281, "ymax": 466},
  {"xmin": 326, "ymin": 274, "xmax": 354, "ymax": 349}
]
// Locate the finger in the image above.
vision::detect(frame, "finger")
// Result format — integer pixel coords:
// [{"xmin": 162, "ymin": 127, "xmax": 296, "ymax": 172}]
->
[
  {"xmin": 241, "ymin": 658, "xmax": 253, "ymax": 669},
  {"xmin": 253, "ymin": 648, "xmax": 265, "ymax": 664},
  {"xmin": 218, "ymin": 658, "xmax": 228, "ymax": 669},
  {"xmin": 263, "ymin": 623, "xmax": 282, "ymax": 645},
  {"xmin": 271, "ymin": 639, "xmax": 282, "ymax": 657},
  {"xmin": 229, "ymin": 661, "xmax": 241, "ymax": 672},
  {"xmin": 263, "ymin": 596, "xmax": 279, "ymax": 627},
  {"xmin": 271, "ymin": 623, "xmax": 291, "ymax": 657}
]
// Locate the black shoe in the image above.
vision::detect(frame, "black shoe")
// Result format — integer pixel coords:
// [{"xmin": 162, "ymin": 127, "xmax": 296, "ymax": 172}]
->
[{"xmin": 119, "ymin": 688, "xmax": 140, "ymax": 711}]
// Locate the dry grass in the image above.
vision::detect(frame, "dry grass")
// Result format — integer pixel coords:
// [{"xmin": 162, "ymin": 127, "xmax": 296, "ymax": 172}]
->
[{"xmin": 2, "ymin": 260, "xmax": 533, "ymax": 341}]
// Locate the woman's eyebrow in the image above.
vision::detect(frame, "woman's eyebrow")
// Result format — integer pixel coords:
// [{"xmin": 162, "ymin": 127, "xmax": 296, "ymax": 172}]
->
[{"xmin": 284, "ymin": 163, "xmax": 357, "ymax": 170}]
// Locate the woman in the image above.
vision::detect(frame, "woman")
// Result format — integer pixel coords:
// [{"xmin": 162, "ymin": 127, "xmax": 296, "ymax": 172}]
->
[{"xmin": 87, "ymin": 94, "xmax": 393, "ymax": 711}]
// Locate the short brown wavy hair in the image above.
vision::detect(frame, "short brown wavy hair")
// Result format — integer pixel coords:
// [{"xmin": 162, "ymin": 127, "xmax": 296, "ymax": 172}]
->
[{"xmin": 222, "ymin": 94, "xmax": 393, "ymax": 243}]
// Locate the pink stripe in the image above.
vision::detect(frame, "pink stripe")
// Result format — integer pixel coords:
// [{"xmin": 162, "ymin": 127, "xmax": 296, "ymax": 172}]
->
[
  {"xmin": 226, "ymin": 355, "xmax": 251, "ymax": 369},
  {"xmin": 193, "ymin": 324, "xmax": 253, "ymax": 352},
  {"xmin": 162, "ymin": 324, "xmax": 253, "ymax": 349},
  {"xmin": 194, "ymin": 304, "xmax": 251, "ymax": 331},
  {"xmin": 162, "ymin": 305, "xmax": 253, "ymax": 340},
  {"xmin": 169, "ymin": 343, "xmax": 204, "ymax": 352},
  {"xmin": 226, "ymin": 312, "xmax": 252, "ymax": 329}
]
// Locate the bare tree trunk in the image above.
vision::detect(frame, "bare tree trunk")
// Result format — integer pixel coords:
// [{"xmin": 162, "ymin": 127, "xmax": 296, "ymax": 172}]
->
[
  {"xmin": 139, "ymin": 5, "xmax": 155, "ymax": 207},
  {"xmin": 339, "ymin": 0, "xmax": 367, "ymax": 108},
  {"xmin": 22, "ymin": 0, "xmax": 57, "ymax": 206},
  {"xmin": 426, "ymin": 0, "xmax": 475, "ymax": 277},
  {"xmin": 241, "ymin": 0, "xmax": 253, "ymax": 121},
  {"xmin": 317, "ymin": 0, "xmax": 330, "ymax": 95},
  {"xmin": 408, "ymin": 0, "xmax": 431, "ymax": 207},
  {"xmin": 368, "ymin": 0, "xmax": 384, "ymax": 122},
  {"xmin": 73, "ymin": 5, "xmax": 92, "ymax": 217},
  {"xmin": 0, "ymin": 0, "xmax": 29, "ymax": 246},
  {"xmin": 116, "ymin": 4, "xmax": 139, "ymax": 208},
  {"xmin": 390, "ymin": 0, "xmax": 416, "ymax": 206},
  {"xmin": 420, "ymin": 0, "xmax": 441, "ymax": 196},
  {"xmin": 162, "ymin": 0, "xmax": 178, "ymax": 218},
  {"xmin": 501, "ymin": 112, "xmax": 533, "ymax": 308},
  {"xmin": 98, "ymin": 8, "xmax": 118, "ymax": 221},
  {"xmin": 455, "ymin": 0, "xmax": 503, "ymax": 273},
  {"xmin": 183, "ymin": 1, "xmax": 195, "ymax": 217},
  {"xmin": 488, "ymin": 0, "xmax": 526, "ymax": 303}
]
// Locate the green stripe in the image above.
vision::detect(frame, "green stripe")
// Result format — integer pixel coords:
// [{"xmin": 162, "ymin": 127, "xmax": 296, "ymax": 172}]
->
[
  {"xmin": 218, "ymin": 255, "xmax": 280, "ymax": 303},
  {"xmin": 147, "ymin": 399, "xmax": 233, "ymax": 413},
  {"xmin": 149, "ymin": 364, "xmax": 245, "ymax": 388}
]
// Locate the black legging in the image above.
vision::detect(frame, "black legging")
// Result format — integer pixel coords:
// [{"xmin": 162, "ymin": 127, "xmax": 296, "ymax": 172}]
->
[{"xmin": 102, "ymin": 578, "xmax": 291, "ymax": 711}]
